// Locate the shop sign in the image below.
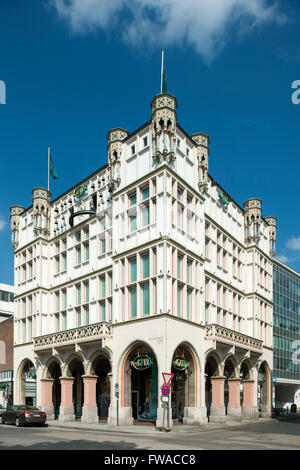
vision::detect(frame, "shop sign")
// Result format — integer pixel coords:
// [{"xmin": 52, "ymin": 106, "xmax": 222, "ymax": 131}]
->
[
  {"xmin": 74, "ymin": 184, "xmax": 88, "ymax": 201},
  {"xmin": 25, "ymin": 370, "xmax": 36, "ymax": 380},
  {"xmin": 131, "ymin": 354, "xmax": 153, "ymax": 370},
  {"xmin": 173, "ymin": 357, "xmax": 189, "ymax": 371}
]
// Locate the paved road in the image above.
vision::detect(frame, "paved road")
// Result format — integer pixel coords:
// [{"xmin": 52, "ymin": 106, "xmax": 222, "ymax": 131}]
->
[{"xmin": 0, "ymin": 418, "xmax": 300, "ymax": 450}]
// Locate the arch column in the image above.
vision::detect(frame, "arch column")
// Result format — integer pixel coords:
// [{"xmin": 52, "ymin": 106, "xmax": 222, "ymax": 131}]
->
[
  {"xmin": 227, "ymin": 378, "xmax": 242, "ymax": 420},
  {"xmin": 40, "ymin": 378, "xmax": 54, "ymax": 420},
  {"xmin": 242, "ymin": 380, "xmax": 259, "ymax": 420},
  {"xmin": 59, "ymin": 377, "xmax": 75, "ymax": 422},
  {"xmin": 81, "ymin": 375, "xmax": 98, "ymax": 423},
  {"xmin": 209, "ymin": 376, "xmax": 227, "ymax": 423}
]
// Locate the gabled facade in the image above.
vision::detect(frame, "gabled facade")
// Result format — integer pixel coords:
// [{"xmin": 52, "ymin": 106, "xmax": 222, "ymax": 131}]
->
[{"xmin": 10, "ymin": 91, "xmax": 275, "ymax": 426}]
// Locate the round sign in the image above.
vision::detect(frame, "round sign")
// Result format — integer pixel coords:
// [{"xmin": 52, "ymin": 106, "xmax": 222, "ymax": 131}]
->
[{"xmin": 161, "ymin": 385, "xmax": 171, "ymax": 397}]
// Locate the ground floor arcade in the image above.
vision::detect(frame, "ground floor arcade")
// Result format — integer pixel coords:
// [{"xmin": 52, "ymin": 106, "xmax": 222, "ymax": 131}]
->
[{"xmin": 14, "ymin": 316, "xmax": 273, "ymax": 427}]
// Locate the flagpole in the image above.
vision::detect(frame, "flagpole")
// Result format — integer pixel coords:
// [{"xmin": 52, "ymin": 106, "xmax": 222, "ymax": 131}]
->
[
  {"xmin": 48, "ymin": 147, "xmax": 50, "ymax": 192},
  {"xmin": 160, "ymin": 49, "xmax": 164, "ymax": 94}
]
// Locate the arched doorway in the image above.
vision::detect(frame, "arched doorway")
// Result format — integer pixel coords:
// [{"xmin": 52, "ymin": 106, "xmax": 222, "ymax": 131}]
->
[
  {"xmin": 171, "ymin": 345, "xmax": 196, "ymax": 423},
  {"xmin": 205, "ymin": 354, "xmax": 220, "ymax": 417},
  {"xmin": 223, "ymin": 357, "xmax": 236, "ymax": 414},
  {"xmin": 91, "ymin": 355, "xmax": 111, "ymax": 420},
  {"xmin": 48, "ymin": 360, "xmax": 62, "ymax": 418},
  {"xmin": 123, "ymin": 342, "xmax": 158, "ymax": 422},
  {"xmin": 19, "ymin": 360, "xmax": 36, "ymax": 406},
  {"xmin": 68, "ymin": 357, "xmax": 84, "ymax": 418}
]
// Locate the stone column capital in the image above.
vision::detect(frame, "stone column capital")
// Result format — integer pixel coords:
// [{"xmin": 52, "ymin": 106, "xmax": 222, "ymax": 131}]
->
[
  {"xmin": 81, "ymin": 375, "xmax": 98, "ymax": 380},
  {"xmin": 59, "ymin": 376, "xmax": 75, "ymax": 381}
]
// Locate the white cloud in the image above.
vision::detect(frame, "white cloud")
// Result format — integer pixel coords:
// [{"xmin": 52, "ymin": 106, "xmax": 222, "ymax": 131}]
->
[
  {"xmin": 51, "ymin": 0, "xmax": 286, "ymax": 62},
  {"xmin": 0, "ymin": 216, "xmax": 6, "ymax": 232},
  {"xmin": 287, "ymin": 236, "xmax": 300, "ymax": 251},
  {"xmin": 276, "ymin": 254, "xmax": 290, "ymax": 263}
]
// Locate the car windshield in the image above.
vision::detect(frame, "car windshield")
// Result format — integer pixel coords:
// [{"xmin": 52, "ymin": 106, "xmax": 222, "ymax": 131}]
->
[{"xmin": 17, "ymin": 406, "xmax": 39, "ymax": 411}]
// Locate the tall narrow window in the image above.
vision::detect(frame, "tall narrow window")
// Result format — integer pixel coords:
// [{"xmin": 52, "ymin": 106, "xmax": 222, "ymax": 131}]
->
[
  {"xmin": 56, "ymin": 292, "xmax": 60, "ymax": 312},
  {"xmin": 84, "ymin": 242, "xmax": 89, "ymax": 261},
  {"xmin": 177, "ymin": 284, "xmax": 183, "ymax": 316},
  {"xmin": 142, "ymin": 186, "xmax": 149, "ymax": 201},
  {"xmin": 142, "ymin": 204, "xmax": 150, "ymax": 227},
  {"xmin": 130, "ymin": 257, "xmax": 137, "ymax": 282},
  {"xmin": 101, "ymin": 236, "xmax": 106, "ymax": 254},
  {"xmin": 100, "ymin": 276, "xmax": 106, "ymax": 298},
  {"xmin": 187, "ymin": 260, "xmax": 192, "ymax": 284},
  {"xmin": 85, "ymin": 306, "xmax": 90, "ymax": 325},
  {"xmin": 76, "ymin": 246, "xmax": 81, "ymax": 264},
  {"xmin": 129, "ymin": 286, "xmax": 137, "ymax": 318},
  {"xmin": 84, "ymin": 282, "xmax": 89, "ymax": 303},
  {"xmin": 100, "ymin": 301, "xmax": 106, "ymax": 322},
  {"xmin": 129, "ymin": 212, "xmax": 137, "ymax": 232},
  {"xmin": 129, "ymin": 193, "xmax": 136, "ymax": 206},
  {"xmin": 187, "ymin": 289, "xmax": 192, "ymax": 320},
  {"xmin": 177, "ymin": 255, "xmax": 183, "ymax": 280},
  {"xmin": 142, "ymin": 253, "xmax": 150, "ymax": 278},
  {"xmin": 77, "ymin": 285, "xmax": 81, "ymax": 305},
  {"xmin": 142, "ymin": 282, "xmax": 150, "ymax": 315},
  {"xmin": 77, "ymin": 309, "xmax": 82, "ymax": 327},
  {"xmin": 63, "ymin": 290, "xmax": 67, "ymax": 309}
]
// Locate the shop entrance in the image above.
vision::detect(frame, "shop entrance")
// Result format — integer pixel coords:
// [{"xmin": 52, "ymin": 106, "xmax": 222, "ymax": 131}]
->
[
  {"xmin": 123, "ymin": 343, "xmax": 158, "ymax": 422},
  {"xmin": 171, "ymin": 345, "xmax": 196, "ymax": 422},
  {"xmin": 131, "ymin": 360, "xmax": 158, "ymax": 421}
]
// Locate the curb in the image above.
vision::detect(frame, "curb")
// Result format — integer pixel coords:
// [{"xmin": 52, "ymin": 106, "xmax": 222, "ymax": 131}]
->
[{"xmin": 45, "ymin": 417, "xmax": 276, "ymax": 435}]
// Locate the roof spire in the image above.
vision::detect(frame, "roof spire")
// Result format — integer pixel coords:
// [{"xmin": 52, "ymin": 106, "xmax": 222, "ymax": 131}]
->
[{"xmin": 160, "ymin": 49, "xmax": 167, "ymax": 94}]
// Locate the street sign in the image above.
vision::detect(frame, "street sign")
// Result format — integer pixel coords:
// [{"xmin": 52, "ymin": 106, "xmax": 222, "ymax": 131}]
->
[
  {"xmin": 161, "ymin": 385, "xmax": 171, "ymax": 397},
  {"xmin": 115, "ymin": 383, "xmax": 119, "ymax": 389},
  {"xmin": 162, "ymin": 372, "xmax": 174, "ymax": 385}
]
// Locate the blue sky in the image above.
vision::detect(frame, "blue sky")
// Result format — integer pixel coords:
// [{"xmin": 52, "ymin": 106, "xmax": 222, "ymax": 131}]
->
[{"xmin": 0, "ymin": 0, "xmax": 300, "ymax": 284}]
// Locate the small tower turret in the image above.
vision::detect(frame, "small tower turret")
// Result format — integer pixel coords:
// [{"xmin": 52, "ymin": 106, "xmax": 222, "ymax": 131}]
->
[
  {"xmin": 10, "ymin": 205, "xmax": 24, "ymax": 248},
  {"xmin": 191, "ymin": 132, "xmax": 210, "ymax": 193},
  {"xmin": 265, "ymin": 217, "xmax": 277, "ymax": 257},
  {"xmin": 32, "ymin": 188, "xmax": 51, "ymax": 236},
  {"xmin": 151, "ymin": 93, "xmax": 178, "ymax": 164},
  {"xmin": 244, "ymin": 198, "xmax": 262, "ymax": 244},
  {"xmin": 106, "ymin": 128, "xmax": 129, "ymax": 192}
]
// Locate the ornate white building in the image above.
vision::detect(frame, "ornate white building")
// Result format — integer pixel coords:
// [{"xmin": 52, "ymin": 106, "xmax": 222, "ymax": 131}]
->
[{"xmin": 11, "ymin": 90, "xmax": 275, "ymax": 427}]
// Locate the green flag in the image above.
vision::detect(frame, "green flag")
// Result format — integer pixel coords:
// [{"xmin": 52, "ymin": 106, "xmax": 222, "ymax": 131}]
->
[{"xmin": 50, "ymin": 154, "xmax": 58, "ymax": 179}]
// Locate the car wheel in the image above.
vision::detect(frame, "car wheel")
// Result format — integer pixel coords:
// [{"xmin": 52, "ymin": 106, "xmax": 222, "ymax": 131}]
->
[{"xmin": 15, "ymin": 417, "xmax": 21, "ymax": 427}]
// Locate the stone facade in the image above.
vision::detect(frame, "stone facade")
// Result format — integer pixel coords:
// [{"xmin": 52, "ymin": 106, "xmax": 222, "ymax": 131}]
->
[{"xmin": 11, "ymin": 91, "xmax": 275, "ymax": 427}]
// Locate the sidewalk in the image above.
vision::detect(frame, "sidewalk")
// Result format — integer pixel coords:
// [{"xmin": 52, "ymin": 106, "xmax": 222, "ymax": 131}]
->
[{"xmin": 46, "ymin": 417, "xmax": 275, "ymax": 435}]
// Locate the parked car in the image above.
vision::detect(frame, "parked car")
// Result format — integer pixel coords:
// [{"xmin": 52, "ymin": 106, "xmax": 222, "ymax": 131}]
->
[{"xmin": 0, "ymin": 405, "xmax": 46, "ymax": 427}]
